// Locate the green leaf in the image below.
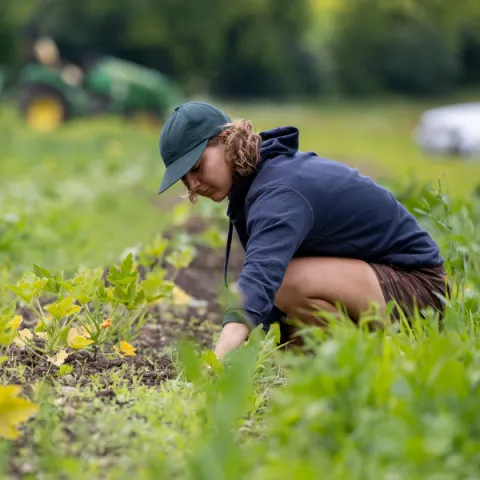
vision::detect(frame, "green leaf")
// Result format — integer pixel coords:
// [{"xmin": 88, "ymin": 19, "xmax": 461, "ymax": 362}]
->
[
  {"xmin": 178, "ymin": 341, "xmax": 204, "ymax": 384},
  {"xmin": 121, "ymin": 253, "xmax": 134, "ymax": 275},
  {"xmin": 32, "ymin": 264, "xmax": 62, "ymax": 294},
  {"xmin": 96, "ymin": 281, "xmax": 109, "ymax": 302},
  {"xmin": 140, "ymin": 272, "xmax": 175, "ymax": 303},
  {"xmin": 58, "ymin": 326, "xmax": 70, "ymax": 345},
  {"xmin": 56, "ymin": 364, "xmax": 73, "ymax": 377},
  {"xmin": 7, "ymin": 273, "xmax": 47, "ymax": 303},
  {"xmin": 202, "ymin": 349, "xmax": 223, "ymax": 374},
  {"xmin": 107, "ymin": 253, "xmax": 138, "ymax": 286},
  {"xmin": 0, "ymin": 302, "xmax": 16, "ymax": 320},
  {"xmin": 144, "ymin": 235, "xmax": 169, "ymax": 258},
  {"xmin": 166, "ymin": 246, "xmax": 196, "ymax": 270},
  {"xmin": 45, "ymin": 297, "xmax": 81, "ymax": 320}
]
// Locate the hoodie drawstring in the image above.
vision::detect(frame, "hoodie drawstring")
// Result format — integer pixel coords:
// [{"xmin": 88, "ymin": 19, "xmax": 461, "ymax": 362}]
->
[{"xmin": 224, "ymin": 220, "xmax": 233, "ymax": 287}]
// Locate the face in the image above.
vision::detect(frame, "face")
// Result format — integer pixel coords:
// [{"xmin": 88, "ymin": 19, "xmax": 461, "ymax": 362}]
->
[{"xmin": 182, "ymin": 144, "xmax": 233, "ymax": 202}]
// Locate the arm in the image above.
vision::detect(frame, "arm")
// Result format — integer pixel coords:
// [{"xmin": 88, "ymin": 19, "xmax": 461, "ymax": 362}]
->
[
  {"xmin": 215, "ymin": 187, "xmax": 314, "ymax": 358},
  {"xmin": 214, "ymin": 322, "xmax": 249, "ymax": 360},
  {"xmin": 214, "ymin": 308, "xmax": 285, "ymax": 360}
]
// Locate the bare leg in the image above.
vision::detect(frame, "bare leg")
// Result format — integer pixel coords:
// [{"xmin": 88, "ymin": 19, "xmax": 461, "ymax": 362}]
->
[{"xmin": 274, "ymin": 257, "xmax": 387, "ymax": 334}]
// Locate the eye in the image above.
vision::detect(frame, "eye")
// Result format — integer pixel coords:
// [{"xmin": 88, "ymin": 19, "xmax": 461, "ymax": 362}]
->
[{"xmin": 191, "ymin": 162, "xmax": 201, "ymax": 172}]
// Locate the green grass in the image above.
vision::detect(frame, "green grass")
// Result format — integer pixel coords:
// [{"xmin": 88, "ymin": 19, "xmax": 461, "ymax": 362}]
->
[
  {"xmin": 220, "ymin": 96, "xmax": 480, "ymax": 199},
  {"xmin": 0, "ymin": 97, "xmax": 479, "ymax": 479},
  {"xmin": 0, "ymin": 105, "xmax": 179, "ymax": 275}
]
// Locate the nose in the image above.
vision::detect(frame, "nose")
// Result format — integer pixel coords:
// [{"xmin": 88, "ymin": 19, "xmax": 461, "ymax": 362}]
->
[{"xmin": 184, "ymin": 172, "xmax": 200, "ymax": 191}]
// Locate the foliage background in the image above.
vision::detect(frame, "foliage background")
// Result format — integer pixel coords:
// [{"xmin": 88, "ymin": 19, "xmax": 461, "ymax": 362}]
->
[{"xmin": 1, "ymin": 0, "xmax": 479, "ymax": 99}]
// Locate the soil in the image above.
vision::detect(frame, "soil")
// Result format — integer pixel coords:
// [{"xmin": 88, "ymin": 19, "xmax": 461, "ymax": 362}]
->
[
  {"xmin": 2, "ymin": 216, "xmax": 245, "ymax": 387},
  {"xmin": 4, "ymin": 346, "xmax": 175, "ymax": 388}
]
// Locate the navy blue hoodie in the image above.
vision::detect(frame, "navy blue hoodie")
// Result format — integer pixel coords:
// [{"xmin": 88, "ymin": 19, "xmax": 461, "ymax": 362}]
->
[{"xmin": 222, "ymin": 126, "xmax": 443, "ymax": 330}]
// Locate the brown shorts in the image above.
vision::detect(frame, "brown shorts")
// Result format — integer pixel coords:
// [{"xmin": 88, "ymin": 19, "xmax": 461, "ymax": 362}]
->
[
  {"xmin": 279, "ymin": 263, "xmax": 450, "ymax": 346},
  {"xmin": 370, "ymin": 263, "xmax": 450, "ymax": 321}
]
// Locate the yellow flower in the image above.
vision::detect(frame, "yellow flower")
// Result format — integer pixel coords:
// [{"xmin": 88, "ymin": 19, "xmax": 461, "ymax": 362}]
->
[
  {"xmin": 67, "ymin": 327, "xmax": 94, "ymax": 350},
  {"xmin": 171, "ymin": 286, "xmax": 193, "ymax": 306},
  {"xmin": 114, "ymin": 341, "xmax": 136, "ymax": 357},
  {"xmin": 13, "ymin": 329, "xmax": 33, "ymax": 347},
  {"xmin": 80, "ymin": 326, "xmax": 91, "ymax": 338},
  {"xmin": 47, "ymin": 349, "xmax": 69, "ymax": 367},
  {"xmin": 101, "ymin": 319, "xmax": 112, "ymax": 329}
]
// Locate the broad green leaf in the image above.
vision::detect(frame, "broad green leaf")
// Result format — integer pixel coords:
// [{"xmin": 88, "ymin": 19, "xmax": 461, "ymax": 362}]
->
[
  {"xmin": 177, "ymin": 341, "xmax": 203, "ymax": 384},
  {"xmin": 141, "ymin": 278, "xmax": 175, "ymax": 303}
]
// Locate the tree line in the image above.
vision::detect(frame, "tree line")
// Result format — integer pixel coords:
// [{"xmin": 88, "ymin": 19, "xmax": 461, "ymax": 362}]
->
[{"xmin": 1, "ymin": 0, "xmax": 479, "ymax": 100}]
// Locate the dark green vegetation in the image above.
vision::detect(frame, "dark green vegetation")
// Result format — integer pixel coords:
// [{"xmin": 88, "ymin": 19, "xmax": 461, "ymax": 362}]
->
[{"xmin": 1, "ymin": 1, "xmax": 479, "ymax": 100}]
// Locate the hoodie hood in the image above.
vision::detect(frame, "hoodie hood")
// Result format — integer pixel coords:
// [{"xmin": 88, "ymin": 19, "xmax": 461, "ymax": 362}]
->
[
  {"xmin": 259, "ymin": 126, "xmax": 299, "ymax": 161},
  {"xmin": 227, "ymin": 126, "xmax": 300, "ymax": 217},
  {"xmin": 223, "ymin": 126, "xmax": 300, "ymax": 286}
]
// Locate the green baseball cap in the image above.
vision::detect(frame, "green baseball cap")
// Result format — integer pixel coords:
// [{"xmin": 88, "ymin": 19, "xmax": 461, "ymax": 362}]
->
[{"xmin": 158, "ymin": 101, "xmax": 231, "ymax": 194}]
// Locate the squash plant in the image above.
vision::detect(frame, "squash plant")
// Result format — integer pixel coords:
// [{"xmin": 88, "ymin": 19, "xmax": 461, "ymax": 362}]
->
[{"xmin": 6, "ymin": 240, "xmax": 196, "ymax": 365}]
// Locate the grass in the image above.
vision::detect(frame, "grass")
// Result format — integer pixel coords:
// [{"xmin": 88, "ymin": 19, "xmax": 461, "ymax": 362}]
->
[
  {"xmin": 220, "ymin": 94, "xmax": 480, "ymax": 199},
  {"xmin": 0, "ymin": 105, "xmax": 177, "ymax": 276},
  {"xmin": 0, "ymin": 97, "xmax": 479, "ymax": 479}
]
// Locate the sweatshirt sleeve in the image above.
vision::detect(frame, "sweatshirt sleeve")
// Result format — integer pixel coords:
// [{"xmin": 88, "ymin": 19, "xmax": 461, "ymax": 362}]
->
[{"xmin": 223, "ymin": 186, "xmax": 314, "ymax": 329}]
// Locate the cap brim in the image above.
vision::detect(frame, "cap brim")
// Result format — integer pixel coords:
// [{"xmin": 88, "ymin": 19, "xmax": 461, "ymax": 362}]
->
[{"xmin": 157, "ymin": 139, "xmax": 208, "ymax": 194}]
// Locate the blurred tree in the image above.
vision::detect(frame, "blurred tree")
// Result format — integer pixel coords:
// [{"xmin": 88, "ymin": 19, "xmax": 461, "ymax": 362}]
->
[
  {"xmin": 461, "ymin": 28, "xmax": 480, "ymax": 84},
  {"xmin": 330, "ymin": 0, "xmax": 480, "ymax": 95},
  {"xmin": 459, "ymin": 7, "xmax": 480, "ymax": 85},
  {"xmin": 2, "ymin": 0, "xmax": 478, "ymax": 99},
  {"xmin": 211, "ymin": 0, "xmax": 323, "ymax": 99},
  {"xmin": 0, "ymin": 4, "xmax": 21, "ymax": 68},
  {"xmin": 378, "ymin": 13, "xmax": 462, "ymax": 95}
]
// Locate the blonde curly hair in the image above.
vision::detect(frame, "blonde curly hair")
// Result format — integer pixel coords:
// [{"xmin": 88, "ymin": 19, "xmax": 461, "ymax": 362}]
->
[{"xmin": 185, "ymin": 119, "xmax": 262, "ymax": 204}]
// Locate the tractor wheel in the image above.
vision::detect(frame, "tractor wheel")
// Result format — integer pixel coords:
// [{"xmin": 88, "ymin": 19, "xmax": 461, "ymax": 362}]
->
[{"xmin": 20, "ymin": 85, "xmax": 69, "ymax": 132}]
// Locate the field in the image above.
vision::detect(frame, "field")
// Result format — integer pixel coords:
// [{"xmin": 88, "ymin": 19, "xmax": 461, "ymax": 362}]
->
[{"xmin": 0, "ymin": 97, "xmax": 480, "ymax": 480}]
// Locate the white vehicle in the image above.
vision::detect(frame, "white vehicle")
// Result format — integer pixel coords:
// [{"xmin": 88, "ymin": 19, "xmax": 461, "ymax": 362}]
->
[{"xmin": 414, "ymin": 103, "xmax": 480, "ymax": 158}]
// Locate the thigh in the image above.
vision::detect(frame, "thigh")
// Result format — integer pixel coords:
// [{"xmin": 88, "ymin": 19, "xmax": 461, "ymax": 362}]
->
[{"xmin": 274, "ymin": 257, "xmax": 386, "ymax": 321}]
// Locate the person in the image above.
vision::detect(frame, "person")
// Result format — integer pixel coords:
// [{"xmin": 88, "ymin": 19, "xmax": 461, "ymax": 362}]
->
[
  {"xmin": 157, "ymin": 101, "xmax": 449, "ymax": 360},
  {"xmin": 32, "ymin": 36, "xmax": 84, "ymax": 87}
]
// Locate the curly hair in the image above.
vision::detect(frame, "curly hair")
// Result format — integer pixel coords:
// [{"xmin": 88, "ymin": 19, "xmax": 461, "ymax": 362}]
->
[{"xmin": 185, "ymin": 119, "xmax": 262, "ymax": 204}]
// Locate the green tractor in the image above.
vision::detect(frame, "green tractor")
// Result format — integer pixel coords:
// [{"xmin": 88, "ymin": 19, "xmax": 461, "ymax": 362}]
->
[{"xmin": 16, "ymin": 52, "xmax": 185, "ymax": 132}]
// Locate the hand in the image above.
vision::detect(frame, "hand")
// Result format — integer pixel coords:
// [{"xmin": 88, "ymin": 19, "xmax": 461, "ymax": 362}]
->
[{"xmin": 214, "ymin": 322, "xmax": 249, "ymax": 360}]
